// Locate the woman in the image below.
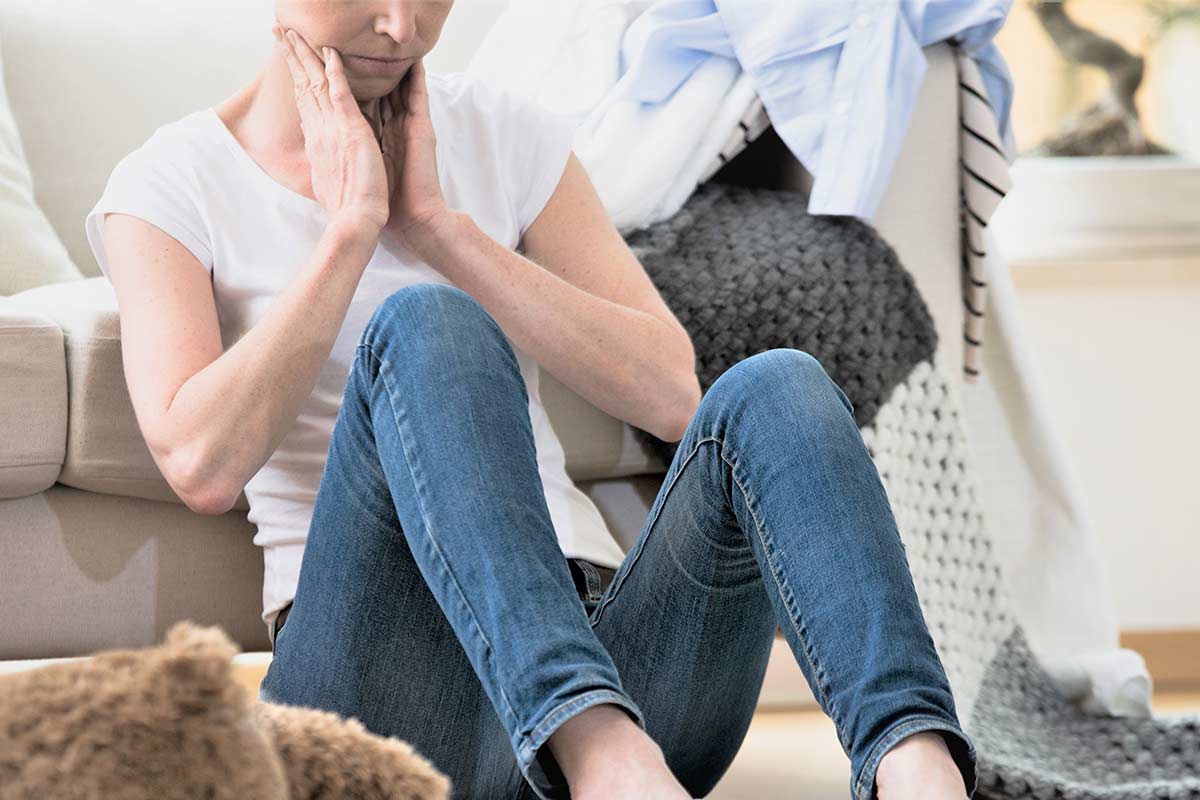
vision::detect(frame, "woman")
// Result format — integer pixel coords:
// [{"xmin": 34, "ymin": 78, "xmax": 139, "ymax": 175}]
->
[{"xmin": 88, "ymin": 2, "xmax": 977, "ymax": 799}]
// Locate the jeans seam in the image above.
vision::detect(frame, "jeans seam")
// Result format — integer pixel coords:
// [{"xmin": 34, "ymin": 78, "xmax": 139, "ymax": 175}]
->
[
  {"xmin": 360, "ymin": 341, "xmax": 523, "ymax": 733},
  {"xmin": 717, "ymin": 438, "xmax": 848, "ymax": 751},
  {"xmin": 588, "ymin": 435, "xmax": 722, "ymax": 626},
  {"xmin": 852, "ymin": 715, "xmax": 978, "ymax": 800}
]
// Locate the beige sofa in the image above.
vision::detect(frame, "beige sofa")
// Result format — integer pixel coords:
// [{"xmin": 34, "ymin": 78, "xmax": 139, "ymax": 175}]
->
[{"xmin": 0, "ymin": 1, "xmax": 964, "ymax": 679}]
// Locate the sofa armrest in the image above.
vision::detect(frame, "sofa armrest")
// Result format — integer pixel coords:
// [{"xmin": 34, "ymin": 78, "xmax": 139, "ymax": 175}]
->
[
  {"xmin": 0, "ymin": 297, "xmax": 67, "ymax": 498},
  {"xmin": 8, "ymin": 278, "xmax": 250, "ymax": 511}
]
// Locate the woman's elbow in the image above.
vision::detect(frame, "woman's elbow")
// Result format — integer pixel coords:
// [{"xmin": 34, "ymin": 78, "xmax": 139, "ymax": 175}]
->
[
  {"xmin": 152, "ymin": 435, "xmax": 237, "ymax": 516},
  {"xmin": 658, "ymin": 373, "xmax": 701, "ymax": 443},
  {"xmin": 171, "ymin": 462, "xmax": 237, "ymax": 516}
]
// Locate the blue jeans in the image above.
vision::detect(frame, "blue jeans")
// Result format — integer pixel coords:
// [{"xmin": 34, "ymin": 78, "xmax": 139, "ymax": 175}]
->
[{"xmin": 258, "ymin": 282, "xmax": 978, "ymax": 800}]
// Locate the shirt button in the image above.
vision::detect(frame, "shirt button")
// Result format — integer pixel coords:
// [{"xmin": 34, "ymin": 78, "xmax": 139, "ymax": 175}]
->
[
  {"xmin": 834, "ymin": 100, "xmax": 851, "ymax": 115},
  {"xmin": 856, "ymin": 13, "xmax": 874, "ymax": 27}
]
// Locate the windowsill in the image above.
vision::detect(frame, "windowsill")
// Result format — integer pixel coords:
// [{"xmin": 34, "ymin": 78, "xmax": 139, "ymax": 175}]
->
[{"xmin": 990, "ymin": 155, "xmax": 1200, "ymax": 265}]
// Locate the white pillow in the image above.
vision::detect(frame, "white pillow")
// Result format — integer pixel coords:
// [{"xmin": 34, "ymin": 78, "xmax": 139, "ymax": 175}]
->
[{"xmin": 0, "ymin": 32, "xmax": 83, "ymax": 296}]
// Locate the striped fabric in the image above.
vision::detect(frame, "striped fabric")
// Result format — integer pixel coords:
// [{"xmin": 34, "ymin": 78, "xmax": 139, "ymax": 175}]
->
[{"xmin": 955, "ymin": 47, "xmax": 1013, "ymax": 382}]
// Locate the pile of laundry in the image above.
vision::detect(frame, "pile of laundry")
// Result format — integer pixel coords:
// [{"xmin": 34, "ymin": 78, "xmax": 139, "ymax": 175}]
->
[{"xmin": 466, "ymin": 0, "xmax": 1015, "ymax": 232}]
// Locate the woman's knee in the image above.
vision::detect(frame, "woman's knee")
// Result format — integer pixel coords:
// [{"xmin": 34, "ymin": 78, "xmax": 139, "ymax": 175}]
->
[
  {"xmin": 361, "ymin": 282, "xmax": 495, "ymax": 346},
  {"xmin": 359, "ymin": 282, "xmax": 513, "ymax": 372},
  {"xmin": 703, "ymin": 348, "xmax": 855, "ymax": 420}
]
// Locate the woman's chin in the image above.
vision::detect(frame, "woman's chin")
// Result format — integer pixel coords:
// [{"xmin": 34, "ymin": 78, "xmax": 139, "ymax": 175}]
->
[{"xmin": 349, "ymin": 72, "xmax": 407, "ymax": 100}]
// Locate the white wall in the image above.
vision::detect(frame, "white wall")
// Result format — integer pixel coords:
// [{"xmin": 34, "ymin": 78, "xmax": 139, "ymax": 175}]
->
[
  {"xmin": 425, "ymin": 0, "xmax": 509, "ymax": 74},
  {"xmin": 1010, "ymin": 258, "xmax": 1200, "ymax": 631}
]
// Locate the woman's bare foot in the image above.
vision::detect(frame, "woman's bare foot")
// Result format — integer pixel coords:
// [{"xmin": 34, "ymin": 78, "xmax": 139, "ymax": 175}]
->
[
  {"xmin": 874, "ymin": 730, "xmax": 969, "ymax": 800},
  {"xmin": 546, "ymin": 703, "xmax": 691, "ymax": 800}
]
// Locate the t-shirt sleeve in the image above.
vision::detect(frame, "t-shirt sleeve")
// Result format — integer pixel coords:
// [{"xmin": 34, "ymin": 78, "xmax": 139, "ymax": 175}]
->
[
  {"xmin": 492, "ymin": 86, "xmax": 579, "ymax": 243},
  {"xmin": 84, "ymin": 140, "xmax": 213, "ymax": 281}
]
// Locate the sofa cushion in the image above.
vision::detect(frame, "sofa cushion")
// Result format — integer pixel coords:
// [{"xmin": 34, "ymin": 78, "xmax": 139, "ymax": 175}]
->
[
  {"xmin": 0, "ymin": 33, "xmax": 85, "ymax": 295},
  {"xmin": 0, "ymin": 296, "xmax": 66, "ymax": 497}
]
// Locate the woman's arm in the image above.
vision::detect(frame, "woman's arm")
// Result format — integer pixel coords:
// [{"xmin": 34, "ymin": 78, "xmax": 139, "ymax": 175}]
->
[
  {"xmin": 405, "ymin": 152, "xmax": 702, "ymax": 443},
  {"xmin": 165, "ymin": 219, "xmax": 380, "ymax": 514},
  {"xmin": 105, "ymin": 213, "xmax": 379, "ymax": 515}
]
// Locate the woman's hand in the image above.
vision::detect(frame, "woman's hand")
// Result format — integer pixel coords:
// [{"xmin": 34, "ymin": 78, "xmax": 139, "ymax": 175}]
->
[
  {"xmin": 378, "ymin": 58, "xmax": 453, "ymax": 250},
  {"xmin": 275, "ymin": 24, "xmax": 390, "ymax": 237}
]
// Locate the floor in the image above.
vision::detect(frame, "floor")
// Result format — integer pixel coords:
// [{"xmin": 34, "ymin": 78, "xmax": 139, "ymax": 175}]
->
[
  {"xmin": 229, "ymin": 660, "xmax": 1200, "ymax": 799},
  {"xmin": 707, "ymin": 690, "xmax": 1200, "ymax": 799}
]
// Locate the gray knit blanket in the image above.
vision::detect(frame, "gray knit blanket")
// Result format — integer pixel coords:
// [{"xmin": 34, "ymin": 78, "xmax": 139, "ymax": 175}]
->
[{"xmin": 623, "ymin": 181, "xmax": 1200, "ymax": 799}]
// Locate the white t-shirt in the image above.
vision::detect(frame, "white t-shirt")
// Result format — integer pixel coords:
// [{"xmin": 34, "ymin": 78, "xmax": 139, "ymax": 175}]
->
[{"xmin": 84, "ymin": 70, "xmax": 629, "ymax": 629}]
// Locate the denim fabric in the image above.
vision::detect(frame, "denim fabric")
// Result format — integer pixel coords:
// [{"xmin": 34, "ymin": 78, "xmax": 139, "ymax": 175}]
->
[
  {"xmin": 267, "ymin": 556, "xmax": 612, "ymax": 655},
  {"xmin": 257, "ymin": 282, "xmax": 977, "ymax": 800}
]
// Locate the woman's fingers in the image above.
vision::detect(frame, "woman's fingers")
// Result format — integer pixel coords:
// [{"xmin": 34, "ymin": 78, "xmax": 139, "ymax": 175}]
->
[
  {"xmin": 277, "ymin": 27, "xmax": 317, "ymax": 124},
  {"xmin": 397, "ymin": 80, "xmax": 410, "ymax": 118},
  {"xmin": 381, "ymin": 90, "xmax": 403, "ymax": 151},
  {"xmin": 381, "ymin": 79, "xmax": 407, "ymax": 146},
  {"xmin": 283, "ymin": 28, "xmax": 333, "ymax": 116},
  {"xmin": 381, "ymin": 86, "xmax": 396, "ymax": 127},
  {"xmin": 322, "ymin": 47, "xmax": 362, "ymax": 125},
  {"xmin": 405, "ymin": 59, "xmax": 429, "ymax": 115},
  {"xmin": 391, "ymin": 67, "xmax": 412, "ymax": 117},
  {"xmin": 275, "ymin": 25, "xmax": 307, "ymax": 97},
  {"xmin": 380, "ymin": 83, "xmax": 403, "ymax": 195}
]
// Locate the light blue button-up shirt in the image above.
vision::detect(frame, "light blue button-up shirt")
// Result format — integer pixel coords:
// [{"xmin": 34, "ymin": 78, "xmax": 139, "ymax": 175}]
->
[{"xmin": 608, "ymin": 0, "xmax": 1015, "ymax": 218}]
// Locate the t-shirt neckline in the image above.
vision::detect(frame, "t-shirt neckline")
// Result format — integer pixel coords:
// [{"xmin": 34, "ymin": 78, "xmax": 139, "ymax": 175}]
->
[{"xmin": 202, "ymin": 106, "xmax": 325, "ymax": 215}]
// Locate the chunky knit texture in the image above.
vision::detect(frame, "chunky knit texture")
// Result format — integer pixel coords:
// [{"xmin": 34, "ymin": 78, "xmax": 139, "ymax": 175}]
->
[
  {"xmin": 624, "ymin": 181, "xmax": 937, "ymax": 466},
  {"xmin": 622, "ymin": 184, "xmax": 1200, "ymax": 798}
]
